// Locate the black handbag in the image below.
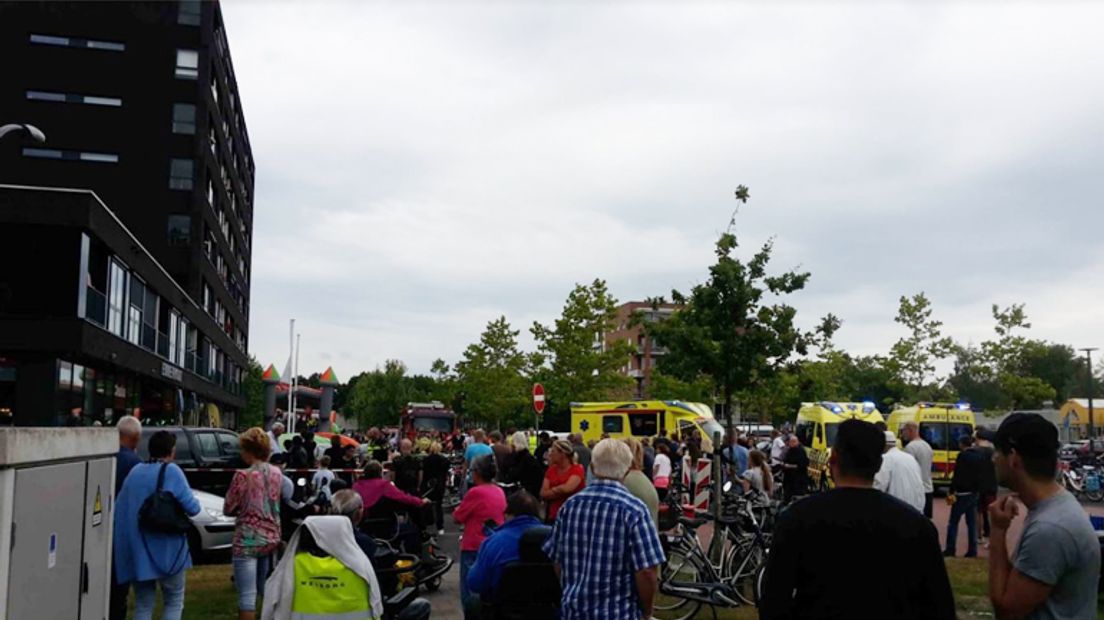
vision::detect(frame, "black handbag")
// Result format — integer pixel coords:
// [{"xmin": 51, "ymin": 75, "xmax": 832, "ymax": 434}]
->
[{"xmin": 139, "ymin": 462, "xmax": 192, "ymax": 535}]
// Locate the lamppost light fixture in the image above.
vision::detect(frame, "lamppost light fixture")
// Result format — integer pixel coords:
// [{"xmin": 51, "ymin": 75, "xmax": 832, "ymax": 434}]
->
[{"xmin": 0, "ymin": 123, "xmax": 47, "ymax": 143}]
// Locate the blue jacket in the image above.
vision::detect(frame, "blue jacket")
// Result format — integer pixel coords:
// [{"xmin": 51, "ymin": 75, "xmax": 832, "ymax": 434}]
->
[
  {"xmin": 113, "ymin": 462, "xmax": 201, "ymax": 584},
  {"xmin": 115, "ymin": 446, "xmax": 141, "ymax": 494},
  {"xmin": 466, "ymin": 515, "xmax": 545, "ymax": 599},
  {"xmin": 725, "ymin": 444, "xmax": 749, "ymax": 477}
]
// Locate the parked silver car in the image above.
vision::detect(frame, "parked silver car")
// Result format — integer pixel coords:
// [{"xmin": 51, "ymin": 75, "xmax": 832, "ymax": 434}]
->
[{"xmin": 188, "ymin": 489, "xmax": 235, "ymax": 556}]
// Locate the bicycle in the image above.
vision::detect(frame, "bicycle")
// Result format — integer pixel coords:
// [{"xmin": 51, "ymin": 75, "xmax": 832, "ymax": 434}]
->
[{"xmin": 654, "ymin": 483, "xmax": 776, "ymax": 618}]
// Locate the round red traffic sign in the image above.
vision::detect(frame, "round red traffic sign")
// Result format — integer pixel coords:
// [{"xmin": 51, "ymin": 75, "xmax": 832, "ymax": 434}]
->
[{"xmin": 532, "ymin": 383, "xmax": 546, "ymax": 415}]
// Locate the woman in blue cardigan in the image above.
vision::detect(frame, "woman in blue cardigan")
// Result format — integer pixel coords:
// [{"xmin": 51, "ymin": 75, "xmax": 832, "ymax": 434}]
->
[{"xmin": 114, "ymin": 430, "xmax": 201, "ymax": 620}]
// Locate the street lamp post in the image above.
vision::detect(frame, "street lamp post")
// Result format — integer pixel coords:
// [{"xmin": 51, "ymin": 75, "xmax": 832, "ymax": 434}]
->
[
  {"xmin": 1081, "ymin": 347, "xmax": 1098, "ymax": 438},
  {"xmin": 0, "ymin": 123, "xmax": 47, "ymax": 143}
]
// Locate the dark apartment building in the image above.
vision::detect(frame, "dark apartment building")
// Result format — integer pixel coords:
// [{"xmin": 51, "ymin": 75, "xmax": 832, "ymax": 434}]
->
[
  {"xmin": 603, "ymin": 301, "xmax": 678, "ymax": 398},
  {"xmin": 0, "ymin": 1, "xmax": 253, "ymax": 427}
]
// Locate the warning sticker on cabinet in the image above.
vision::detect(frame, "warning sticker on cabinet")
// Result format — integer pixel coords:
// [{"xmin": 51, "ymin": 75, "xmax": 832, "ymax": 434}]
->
[{"xmin": 92, "ymin": 486, "xmax": 103, "ymax": 527}]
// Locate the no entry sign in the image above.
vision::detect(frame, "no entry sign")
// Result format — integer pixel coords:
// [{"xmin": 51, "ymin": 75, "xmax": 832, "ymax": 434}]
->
[{"xmin": 533, "ymin": 383, "xmax": 546, "ymax": 415}]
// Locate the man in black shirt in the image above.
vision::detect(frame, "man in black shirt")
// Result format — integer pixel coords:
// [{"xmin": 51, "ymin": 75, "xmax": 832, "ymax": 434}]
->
[
  {"xmin": 781, "ymin": 435, "xmax": 810, "ymax": 503},
  {"xmin": 760, "ymin": 419, "xmax": 955, "ymax": 620},
  {"xmin": 392, "ymin": 438, "xmax": 422, "ymax": 495},
  {"xmin": 945, "ymin": 434, "xmax": 986, "ymax": 557}
]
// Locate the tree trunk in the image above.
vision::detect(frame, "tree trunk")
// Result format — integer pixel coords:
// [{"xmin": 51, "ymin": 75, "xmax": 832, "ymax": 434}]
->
[{"xmin": 724, "ymin": 386, "xmax": 733, "ymax": 433}]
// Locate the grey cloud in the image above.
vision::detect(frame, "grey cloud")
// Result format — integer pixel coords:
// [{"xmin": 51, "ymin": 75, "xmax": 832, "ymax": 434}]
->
[{"xmin": 225, "ymin": 1, "xmax": 1104, "ymax": 375}]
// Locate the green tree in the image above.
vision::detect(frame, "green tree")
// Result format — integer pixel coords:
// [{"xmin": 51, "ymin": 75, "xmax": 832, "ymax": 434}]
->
[
  {"xmin": 889, "ymin": 292, "xmax": 954, "ymax": 399},
  {"xmin": 984, "ymin": 304, "xmax": 1054, "ymax": 408},
  {"xmin": 1020, "ymin": 342, "xmax": 1090, "ymax": 403},
  {"xmin": 454, "ymin": 317, "xmax": 531, "ymax": 429},
  {"xmin": 648, "ymin": 371, "xmax": 715, "ymax": 402},
  {"xmin": 531, "ymin": 279, "xmax": 635, "ymax": 419},
  {"xmin": 645, "ymin": 187, "xmax": 820, "ymax": 429},
  {"xmin": 240, "ymin": 356, "xmax": 265, "ymax": 429},
  {"xmin": 349, "ymin": 359, "xmax": 424, "ymax": 428},
  {"xmin": 947, "ymin": 345, "xmax": 1003, "ymax": 410}
]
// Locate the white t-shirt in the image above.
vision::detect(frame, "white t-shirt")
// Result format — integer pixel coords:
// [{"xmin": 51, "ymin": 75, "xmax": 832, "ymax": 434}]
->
[
  {"xmin": 874, "ymin": 447, "xmax": 926, "ymax": 513},
  {"xmin": 653, "ymin": 454, "xmax": 672, "ymax": 479},
  {"xmin": 770, "ymin": 437, "xmax": 786, "ymax": 463}
]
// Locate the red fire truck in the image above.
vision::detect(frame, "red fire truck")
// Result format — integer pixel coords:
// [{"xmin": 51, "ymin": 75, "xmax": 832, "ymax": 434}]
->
[{"xmin": 401, "ymin": 401, "xmax": 458, "ymax": 439}]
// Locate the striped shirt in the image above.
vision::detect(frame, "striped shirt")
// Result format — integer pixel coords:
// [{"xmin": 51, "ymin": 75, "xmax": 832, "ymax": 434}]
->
[{"xmin": 543, "ymin": 479, "xmax": 666, "ymax": 620}]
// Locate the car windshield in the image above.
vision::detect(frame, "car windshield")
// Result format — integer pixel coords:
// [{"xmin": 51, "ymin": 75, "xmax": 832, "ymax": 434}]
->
[
  {"xmin": 699, "ymin": 418, "xmax": 724, "ymax": 441},
  {"xmin": 413, "ymin": 417, "xmax": 453, "ymax": 432}
]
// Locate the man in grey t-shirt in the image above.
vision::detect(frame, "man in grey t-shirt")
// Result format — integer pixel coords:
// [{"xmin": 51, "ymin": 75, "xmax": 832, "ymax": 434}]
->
[
  {"xmin": 902, "ymin": 421, "xmax": 935, "ymax": 518},
  {"xmin": 989, "ymin": 413, "xmax": 1100, "ymax": 620}
]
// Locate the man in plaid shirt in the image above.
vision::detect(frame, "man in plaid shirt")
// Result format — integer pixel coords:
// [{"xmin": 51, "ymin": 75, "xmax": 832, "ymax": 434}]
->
[{"xmin": 543, "ymin": 438, "xmax": 666, "ymax": 620}]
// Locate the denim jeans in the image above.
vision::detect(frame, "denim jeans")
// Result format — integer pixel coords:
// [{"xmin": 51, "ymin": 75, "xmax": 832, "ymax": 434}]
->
[
  {"xmin": 459, "ymin": 550, "xmax": 479, "ymax": 620},
  {"xmin": 945, "ymin": 493, "xmax": 978, "ymax": 557},
  {"xmin": 232, "ymin": 553, "xmax": 273, "ymax": 612},
  {"xmin": 133, "ymin": 569, "xmax": 186, "ymax": 620}
]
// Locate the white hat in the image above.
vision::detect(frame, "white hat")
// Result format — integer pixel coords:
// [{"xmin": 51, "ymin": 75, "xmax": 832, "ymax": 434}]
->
[{"xmin": 884, "ymin": 431, "xmax": 897, "ymax": 446}]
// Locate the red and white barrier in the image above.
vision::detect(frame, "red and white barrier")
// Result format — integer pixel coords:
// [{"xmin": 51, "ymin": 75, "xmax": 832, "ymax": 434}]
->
[{"xmin": 680, "ymin": 457, "xmax": 712, "ymax": 511}]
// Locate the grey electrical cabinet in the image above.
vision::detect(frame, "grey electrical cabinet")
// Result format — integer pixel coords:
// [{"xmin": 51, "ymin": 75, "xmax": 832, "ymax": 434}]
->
[{"xmin": 0, "ymin": 428, "xmax": 117, "ymax": 620}]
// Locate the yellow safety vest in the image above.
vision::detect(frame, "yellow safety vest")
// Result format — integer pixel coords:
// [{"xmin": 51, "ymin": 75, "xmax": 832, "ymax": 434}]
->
[{"xmin": 291, "ymin": 553, "xmax": 375, "ymax": 620}]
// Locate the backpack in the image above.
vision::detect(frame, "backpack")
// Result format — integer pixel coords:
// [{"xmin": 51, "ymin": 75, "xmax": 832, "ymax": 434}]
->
[{"xmin": 139, "ymin": 463, "xmax": 191, "ymax": 535}]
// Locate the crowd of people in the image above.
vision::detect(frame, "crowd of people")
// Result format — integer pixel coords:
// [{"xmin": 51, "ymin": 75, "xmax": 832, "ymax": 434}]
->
[{"xmin": 105, "ymin": 411, "xmax": 1103, "ymax": 620}]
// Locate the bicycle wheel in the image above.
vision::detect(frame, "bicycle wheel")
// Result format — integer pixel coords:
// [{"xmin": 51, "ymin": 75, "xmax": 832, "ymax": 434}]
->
[
  {"xmin": 654, "ymin": 548, "xmax": 705, "ymax": 619},
  {"xmin": 724, "ymin": 539, "xmax": 767, "ymax": 606}
]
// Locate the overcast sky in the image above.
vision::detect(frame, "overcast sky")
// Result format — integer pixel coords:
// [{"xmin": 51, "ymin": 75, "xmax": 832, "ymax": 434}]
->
[{"xmin": 221, "ymin": 1, "xmax": 1104, "ymax": 379}]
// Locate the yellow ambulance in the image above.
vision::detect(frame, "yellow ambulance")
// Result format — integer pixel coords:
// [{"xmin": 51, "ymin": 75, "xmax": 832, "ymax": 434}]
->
[
  {"xmin": 569, "ymin": 400, "xmax": 725, "ymax": 444},
  {"xmin": 795, "ymin": 401, "xmax": 885, "ymax": 489},
  {"xmin": 886, "ymin": 403, "xmax": 975, "ymax": 489}
]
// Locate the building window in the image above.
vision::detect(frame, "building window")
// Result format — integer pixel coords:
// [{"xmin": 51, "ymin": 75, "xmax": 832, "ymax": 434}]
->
[
  {"xmin": 141, "ymin": 288, "xmax": 158, "ymax": 351},
  {"xmin": 172, "ymin": 103, "xmax": 196, "ymax": 134},
  {"xmin": 23, "ymin": 147, "xmax": 118, "ymax": 163},
  {"xmin": 169, "ymin": 158, "xmax": 194, "ymax": 190},
  {"xmin": 178, "ymin": 0, "xmax": 201, "ymax": 26},
  {"xmin": 202, "ymin": 283, "xmax": 213, "ymax": 315},
  {"xmin": 175, "ymin": 49, "xmax": 199, "ymax": 79},
  {"xmin": 168, "ymin": 310, "xmax": 181, "ymax": 364},
  {"xmin": 107, "ymin": 260, "xmax": 128, "ymax": 337},
  {"xmin": 26, "ymin": 90, "xmax": 122, "ymax": 107},
  {"xmin": 127, "ymin": 275, "xmax": 144, "ymax": 346},
  {"xmin": 176, "ymin": 317, "xmax": 189, "ymax": 367},
  {"xmin": 210, "ymin": 77, "xmax": 219, "ymax": 107},
  {"xmin": 30, "ymin": 33, "xmax": 124, "ymax": 52},
  {"xmin": 167, "ymin": 214, "xmax": 191, "ymax": 247}
]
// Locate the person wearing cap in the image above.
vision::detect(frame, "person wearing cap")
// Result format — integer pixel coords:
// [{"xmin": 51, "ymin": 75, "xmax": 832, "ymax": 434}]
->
[
  {"xmin": 988, "ymin": 413, "xmax": 1101, "ymax": 620},
  {"xmin": 944, "ymin": 434, "xmax": 986, "ymax": 557},
  {"xmin": 873, "ymin": 430, "xmax": 926, "ymax": 513},
  {"xmin": 760, "ymin": 419, "xmax": 955, "ymax": 620},
  {"xmin": 901, "ymin": 420, "xmax": 934, "ymax": 517}
]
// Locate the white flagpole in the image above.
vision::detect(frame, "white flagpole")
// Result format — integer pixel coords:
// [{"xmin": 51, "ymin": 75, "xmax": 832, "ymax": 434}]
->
[
  {"xmin": 292, "ymin": 333, "xmax": 301, "ymax": 431},
  {"xmin": 287, "ymin": 318, "xmax": 294, "ymax": 432}
]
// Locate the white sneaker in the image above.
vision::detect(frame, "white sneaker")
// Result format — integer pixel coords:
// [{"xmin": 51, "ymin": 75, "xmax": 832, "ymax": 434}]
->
[{"xmin": 438, "ymin": 529, "xmax": 445, "ymax": 536}]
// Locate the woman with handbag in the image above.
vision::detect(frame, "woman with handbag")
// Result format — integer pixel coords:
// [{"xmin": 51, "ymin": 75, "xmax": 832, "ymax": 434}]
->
[
  {"xmin": 224, "ymin": 427, "xmax": 283, "ymax": 620},
  {"xmin": 113, "ymin": 430, "xmax": 202, "ymax": 620}
]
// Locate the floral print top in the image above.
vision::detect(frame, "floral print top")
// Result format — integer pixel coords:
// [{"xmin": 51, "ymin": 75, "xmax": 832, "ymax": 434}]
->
[{"xmin": 224, "ymin": 463, "xmax": 283, "ymax": 557}]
